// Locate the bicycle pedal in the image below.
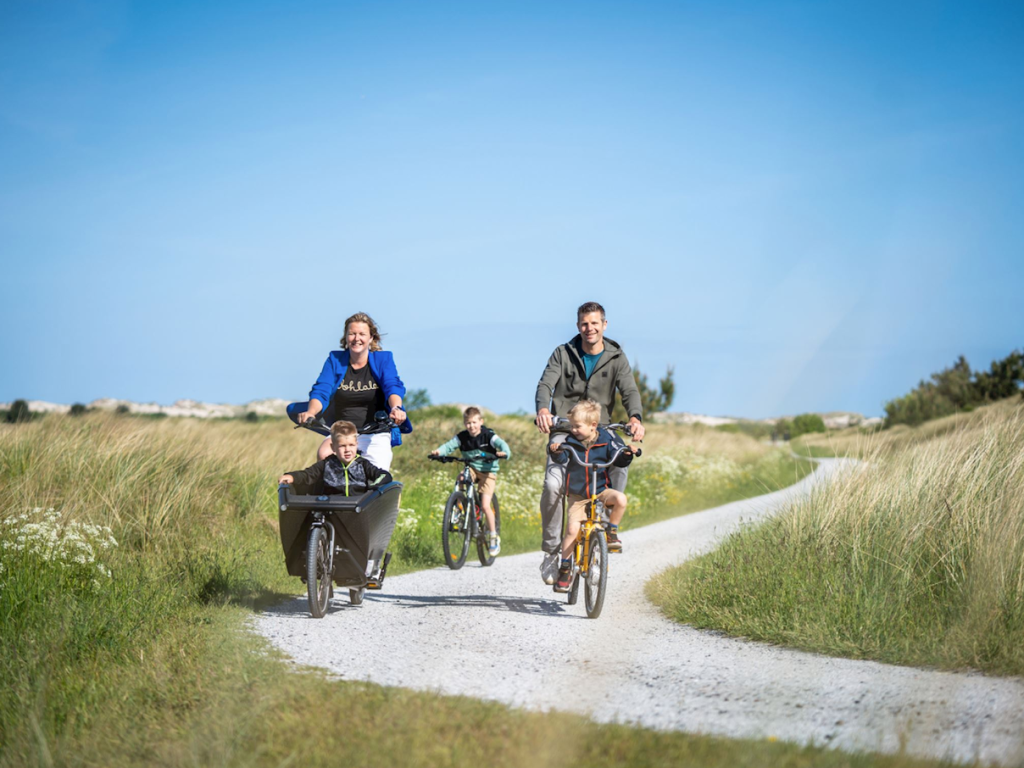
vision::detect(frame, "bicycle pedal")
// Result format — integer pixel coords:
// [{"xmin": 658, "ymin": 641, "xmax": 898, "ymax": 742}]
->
[{"xmin": 366, "ymin": 581, "xmax": 382, "ymax": 590}]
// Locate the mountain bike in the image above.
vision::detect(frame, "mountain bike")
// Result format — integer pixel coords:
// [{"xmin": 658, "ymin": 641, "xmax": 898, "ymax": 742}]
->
[
  {"xmin": 550, "ymin": 419, "xmax": 640, "ymax": 619},
  {"xmin": 429, "ymin": 455, "xmax": 506, "ymax": 570}
]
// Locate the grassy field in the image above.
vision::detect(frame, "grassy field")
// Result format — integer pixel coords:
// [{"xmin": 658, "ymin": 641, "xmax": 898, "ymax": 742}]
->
[
  {"xmin": 1, "ymin": 409, "xmax": 941, "ymax": 768},
  {"xmin": 649, "ymin": 398, "xmax": 1024, "ymax": 676}
]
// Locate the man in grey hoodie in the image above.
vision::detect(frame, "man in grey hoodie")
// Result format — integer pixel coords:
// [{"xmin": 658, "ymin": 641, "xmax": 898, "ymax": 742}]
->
[{"xmin": 535, "ymin": 301, "xmax": 646, "ymax": 583}]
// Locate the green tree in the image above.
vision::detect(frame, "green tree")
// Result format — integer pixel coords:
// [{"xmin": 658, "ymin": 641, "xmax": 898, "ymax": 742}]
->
[
  {"xmin": 791, "ymin": 413, "xmax": 826, "ymax": 438},
  {"xmin": 6, "ymin": 399, "xmax": 32, "ymax": 424},
  {"xmin": 70, "ymin": 403, "xmax": 88, "ymax": 417},
  {"xmin": 404, "ymin": 388, "xmax": 432, "ymax": 412},
  {"xmin": 612, "ymin": 363, "xmax": 675, "ymax": 421}
]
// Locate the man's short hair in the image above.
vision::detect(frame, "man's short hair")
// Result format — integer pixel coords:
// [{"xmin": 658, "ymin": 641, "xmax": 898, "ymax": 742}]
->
[
  {"xmin": 330, "ymin": 420, "xmax": 358, "ymax": 442},
  {"xmin": 463, "ymin": 406, "xmax": 482, "ymax": 421},
  {"xmin": 568, "ymin": 399, "xmax": 601, "ymax": 423},
  {"xmin": 577, "ymin": 301, "xmax": 606, "ymax": 321}
]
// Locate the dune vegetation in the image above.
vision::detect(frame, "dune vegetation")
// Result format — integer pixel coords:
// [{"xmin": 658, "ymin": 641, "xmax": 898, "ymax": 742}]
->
[
  {"xmin": 0, "ymin": 408, "xmax": 845, "ymax": 767},
  {"xmin": 649, "ymin": 398, "xmax": 1024, "ymax": 675}
]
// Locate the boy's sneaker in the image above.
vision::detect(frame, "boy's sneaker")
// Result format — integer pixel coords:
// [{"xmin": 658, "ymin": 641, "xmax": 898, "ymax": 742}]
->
[
  {"xmin": 553, "ymin": 562, "xmax": 573, "ymax": 593},
  {"xmin": 540, "ymin": 552, "xmax": 560, "ymax": 585},
  {"xmin": 606, "ymin": 527, "xmax": 623, "ymax": 553},
  {"xmin": 488, "ymin": 534, "xmax": 501, "ymax": 556}
]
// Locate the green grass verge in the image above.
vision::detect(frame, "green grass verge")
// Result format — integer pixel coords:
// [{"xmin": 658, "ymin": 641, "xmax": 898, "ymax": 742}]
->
[
  {"xmin": 1, "ymin": 413, "xmax": 911, "ymax": 767},
  {"xmin": 648, "ymin": 400, "xmax": 1024, "ymax": 676}
]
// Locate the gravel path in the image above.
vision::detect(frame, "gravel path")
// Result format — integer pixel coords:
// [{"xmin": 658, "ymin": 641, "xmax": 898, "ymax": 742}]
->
[{"xmin": 253, "ymin": 460, "xmax": 1024, "ymax": 765}]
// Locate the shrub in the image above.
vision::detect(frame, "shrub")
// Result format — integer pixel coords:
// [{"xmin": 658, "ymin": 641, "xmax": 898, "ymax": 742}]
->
[
  {"xmin": 404, "ymin": 389, "xmax": 432, "ymax": 412},
  {"xmin": 5, "ymin": 400, "xmax": 31, "ymax": 424},
  {"xmin": 115, "ymin": 404, "xmax": 130, "ymax": 415},
  {"xmin": 70, "ymin": 403, "xmax": 88, "ymax": 417},
  {"xmin": 790, "ymin": 413, "xmax": 826, "ymax": 438}
]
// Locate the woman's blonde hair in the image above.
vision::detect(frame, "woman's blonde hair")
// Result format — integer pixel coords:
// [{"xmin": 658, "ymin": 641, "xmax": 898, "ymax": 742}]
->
[{"xmin": 340, "ymin": 312, "xmax": 383, "ymax": 351}]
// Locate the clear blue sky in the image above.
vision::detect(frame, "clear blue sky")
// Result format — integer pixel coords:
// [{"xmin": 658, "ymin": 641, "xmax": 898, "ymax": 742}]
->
[{"xmin": 2, "ymin": 0, "xmax": 1022, "ymax": 418}]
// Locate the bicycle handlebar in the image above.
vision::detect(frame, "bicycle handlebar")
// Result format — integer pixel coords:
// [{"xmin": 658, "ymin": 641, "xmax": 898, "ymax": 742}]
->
[
  {"xmin": 428, "ymin": 454, "xmax": 508, "ymax": 464},
  {"xmin": 294, "ymin": 412, "xmax": 399, "ymax": 436},
  {"xmin": 553, "ymin": 442, "xmax": 641, "ymax": 469},
  {"xmin": 548, "ymin": 416, "xmax": 636, "ymax": 438}
]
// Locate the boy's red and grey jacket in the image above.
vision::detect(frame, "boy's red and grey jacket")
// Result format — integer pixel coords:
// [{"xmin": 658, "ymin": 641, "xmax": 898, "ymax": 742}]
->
[
  {"xmin": 551, "ymin": 427, "xmax": 633, "ymax": 497},
  {"xmin": 286, "ymin": 455, "xmax": 393, "ymax": 496}
]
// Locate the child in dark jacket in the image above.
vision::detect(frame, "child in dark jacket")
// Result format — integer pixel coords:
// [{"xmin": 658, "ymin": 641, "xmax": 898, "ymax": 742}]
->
[
  {"xmin": 280, "ymin": 420, "xmax": 392, "ymax": 495},
  {"xmin": 549, "ymin": 399, "xmax": 634, "ymax": 592}
]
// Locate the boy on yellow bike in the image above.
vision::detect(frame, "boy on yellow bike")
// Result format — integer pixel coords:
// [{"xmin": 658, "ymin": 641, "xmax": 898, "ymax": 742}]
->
[{"xmin": 548, "ymin": 400, "xmax": 634, "ymax": 592}]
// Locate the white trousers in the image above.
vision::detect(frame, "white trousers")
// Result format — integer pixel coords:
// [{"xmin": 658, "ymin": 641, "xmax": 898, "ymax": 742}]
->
[{"xmin": 358, "ymin": 433, "xmax": 394, "ymax": 472}]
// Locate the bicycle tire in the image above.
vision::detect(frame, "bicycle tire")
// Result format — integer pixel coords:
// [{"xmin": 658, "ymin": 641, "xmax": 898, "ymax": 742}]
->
[
  {"xmin": 567, "ymin": 570, "xmax": 580, "ymax": 605},
  {"xmin": 349, "ymin": 588, "xmax": 365, "ymax": 605},
  {"xmin": 306, "ymin": 526, "xmax": 331, "ymax": 618},
  {"xmin": 584, "ymin": 529, "xmax": 608, "ymax": 619},
  {"xmin": 475, "ymin": 493, "xmax": 501, "ymax": 567},
  {"xmin": 441, "ymin": 492, "xmax": 471, "ymax": 570}
]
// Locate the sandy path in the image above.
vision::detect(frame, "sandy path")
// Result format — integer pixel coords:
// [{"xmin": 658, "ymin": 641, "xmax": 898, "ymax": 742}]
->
[{"xmin": 253, "ymin": 460, "xmax": 1024, "ymax": 765}]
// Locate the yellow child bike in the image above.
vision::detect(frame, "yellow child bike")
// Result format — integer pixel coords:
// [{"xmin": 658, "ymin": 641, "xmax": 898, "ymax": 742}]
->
[{"xmin": 555, "ymin": 432, "xmax": 640, "ymax": 619}]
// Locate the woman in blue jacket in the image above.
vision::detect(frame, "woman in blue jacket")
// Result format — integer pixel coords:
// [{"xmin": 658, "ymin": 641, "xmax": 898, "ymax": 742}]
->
[{"xmin": 287, "ymin": 312, "xmax": 412, "ymax": 471}]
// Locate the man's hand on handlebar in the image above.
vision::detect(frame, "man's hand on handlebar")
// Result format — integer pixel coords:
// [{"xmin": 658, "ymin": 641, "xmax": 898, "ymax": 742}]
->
[
  {"xmin": 535, "ymin": 408, "xmax": 554, "ymax": 434},
  {"xmin": 628, "ymin": 417, "xmax": 646, "ymax": 442}
]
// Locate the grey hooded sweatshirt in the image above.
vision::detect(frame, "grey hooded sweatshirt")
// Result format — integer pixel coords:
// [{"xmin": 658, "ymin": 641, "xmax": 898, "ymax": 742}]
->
[{"xmin": 534, "ymin": 335, "xmax": 643, "ymax": 424}]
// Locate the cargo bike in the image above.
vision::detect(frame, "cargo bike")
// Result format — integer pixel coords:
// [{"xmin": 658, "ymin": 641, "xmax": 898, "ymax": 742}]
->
[{"xmin": 277, "ymin": 414, "xmax": 403, "ymax": 618}]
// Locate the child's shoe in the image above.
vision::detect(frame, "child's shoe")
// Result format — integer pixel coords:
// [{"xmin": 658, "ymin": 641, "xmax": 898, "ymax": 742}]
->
[
  {"xmin": 553, "ymin": 560, "xmax": 573, "ymax": 593},
  {"xmin": 488, "ymin": 533, "xmax": 501, "ymax": 556},
  {"xmin": 606, "ymin": 526, "xmax": 623, "ymax": 553}
]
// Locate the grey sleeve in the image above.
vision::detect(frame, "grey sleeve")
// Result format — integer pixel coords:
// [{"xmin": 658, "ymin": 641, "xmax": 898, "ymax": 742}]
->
[
  {"xmin": 534, "ymin": 347, "xmax": 564, "ymax": 413},
  {"xmin": 615, "ymin": 357, "xmax": 644, "ymax": 420}
]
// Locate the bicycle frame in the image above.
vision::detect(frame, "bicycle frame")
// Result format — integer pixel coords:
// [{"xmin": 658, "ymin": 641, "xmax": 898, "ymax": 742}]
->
[{"xmin": 556, "ymin": 436, "xmax": 636, "ymax": 579}]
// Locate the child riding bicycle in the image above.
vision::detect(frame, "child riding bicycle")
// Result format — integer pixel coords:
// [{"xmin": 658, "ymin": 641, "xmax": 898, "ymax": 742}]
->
[
  {"xmin": 280, "ymin": 420, "xmax": 393, "ymax": 495},
  {"xmin": 430, "ymin": 406, "xmax": 511, "ymax": 556},
  {"xmin": 549, "ymin": 399, "xmax": 634, "ymax": 592}
]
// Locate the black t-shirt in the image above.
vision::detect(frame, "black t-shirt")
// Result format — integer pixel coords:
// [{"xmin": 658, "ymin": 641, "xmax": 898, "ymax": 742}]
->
[{"xmin": 327, "ymin": 364, "xmax": 386, "ymax": 430}]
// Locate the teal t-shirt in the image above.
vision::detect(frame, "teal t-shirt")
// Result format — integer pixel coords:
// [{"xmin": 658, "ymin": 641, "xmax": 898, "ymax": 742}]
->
[{"xmin": 576, "ymin": 340, "xmax": 603, "ymax": 379}]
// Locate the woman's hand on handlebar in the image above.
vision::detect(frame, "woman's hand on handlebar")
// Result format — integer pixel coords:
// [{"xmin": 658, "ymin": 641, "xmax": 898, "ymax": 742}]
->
[
  {"xmin": 389, "ymin": 405, "xmax": 407, "ymax": 425},
  {"xmin": 297, "ymin": 411, "xmax": 315, "ymax": 424}
]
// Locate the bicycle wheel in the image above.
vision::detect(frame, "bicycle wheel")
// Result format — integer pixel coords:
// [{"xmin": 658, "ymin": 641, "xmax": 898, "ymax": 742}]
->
[
  {"xmin": 475, "ymin": 493, "xmax": 501, "ymax": 567},
  {"xmin": 442, "ymin": 492, "xmax": 471, "ymax": 570},
  {"xmin": 306, "ymin": 526, "xmax": 332, "ymax": 618},
  {"xmin": 349, "ymin": 588, "xmax": 365, "ymax": 605},
  {"xmin": 584, "ymin": 529, "xmax": 608, "ymax": 619},
  {"xmin": 567, "ymin": 570, "xmax": 580, "ymax": 605}
]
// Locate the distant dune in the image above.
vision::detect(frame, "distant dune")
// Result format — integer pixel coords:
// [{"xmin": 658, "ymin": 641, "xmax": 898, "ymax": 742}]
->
[{"xmin": 2, "ymin": 399, "xmax": 881, "ymax": 428}]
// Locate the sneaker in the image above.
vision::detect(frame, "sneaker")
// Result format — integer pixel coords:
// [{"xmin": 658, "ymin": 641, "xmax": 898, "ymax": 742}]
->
[
  {"xmin": 606, "ymin": 527, "xmax": 623, "ymax": 553},
  {"xmin": 553, "ymin": 562, "xmax": 573, "ymax": 593},
  {"xmin": 540, "ymin": 552, "xmax": 560, "ymax": 585},
  {"xmin": 488, "ymin": 534, "xmax": 501, "ymax": 556}
]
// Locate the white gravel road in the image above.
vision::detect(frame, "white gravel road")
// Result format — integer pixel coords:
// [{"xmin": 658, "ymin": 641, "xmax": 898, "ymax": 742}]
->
[{"xmin": 253, "ymin": 459, "xmax": 1024, "ymax": 765}]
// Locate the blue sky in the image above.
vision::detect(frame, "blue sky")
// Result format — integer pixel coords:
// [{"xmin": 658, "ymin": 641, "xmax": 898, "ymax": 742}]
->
[{"xmin": 2, "ymin": 0, "xmax": 1022, "ymax": 418}]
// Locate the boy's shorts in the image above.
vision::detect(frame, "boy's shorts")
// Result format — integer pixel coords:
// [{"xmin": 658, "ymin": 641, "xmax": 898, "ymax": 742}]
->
[
  {"xmin": 566, "ymin": 490, "xmax": 619, "ymax": 527},
  {"xmin": 469, "ymin": 468, "xmax": 496, "ymax": 496}
]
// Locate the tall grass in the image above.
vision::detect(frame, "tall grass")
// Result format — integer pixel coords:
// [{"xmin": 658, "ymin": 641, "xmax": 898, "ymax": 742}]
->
[
  {"xmin": 0, "ymin": 411, "xmax": 825, "ymax": 766},
  {"xmin": 649, "ymin": 399, "xmax": 1024, "ymax": 675}
]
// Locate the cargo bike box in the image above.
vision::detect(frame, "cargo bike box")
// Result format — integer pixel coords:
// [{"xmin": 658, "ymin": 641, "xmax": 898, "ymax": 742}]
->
[{"xmin": 278, "ymin": 481, "xmax": 402, "ymax": 618}]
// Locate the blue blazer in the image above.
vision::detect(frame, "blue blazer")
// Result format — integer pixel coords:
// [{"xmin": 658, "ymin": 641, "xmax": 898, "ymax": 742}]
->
[{"xmin": 308, "ymin": 350, "xmax": 414, "ymax": 438}]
